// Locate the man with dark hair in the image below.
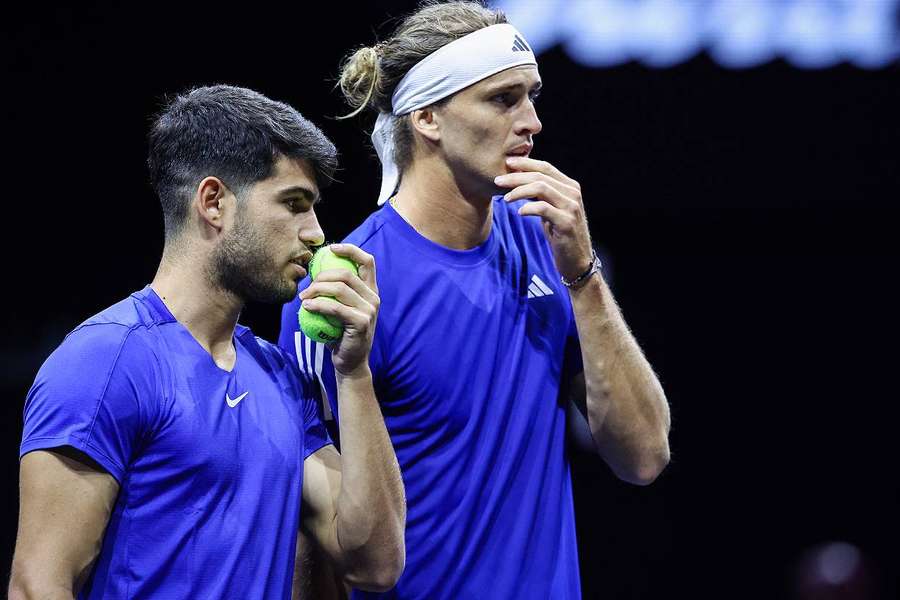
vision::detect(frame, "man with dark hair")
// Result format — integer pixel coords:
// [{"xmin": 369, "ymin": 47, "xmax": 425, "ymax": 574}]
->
[{"xmin": 9, "ymin": 85, "xmax": 405, "ymax": 600}]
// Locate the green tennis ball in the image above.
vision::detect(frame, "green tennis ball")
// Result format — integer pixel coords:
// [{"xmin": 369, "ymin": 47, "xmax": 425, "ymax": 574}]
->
[
  {"xmin": 307, "ymin": 245, "xmax": 358, "ymax": 280},
  {"xmin": 298, "ymin": 246, "xmax": 360, "ymax": 343},
  {"xmin": 299, "ymin": 308, "xmax": 343, "ymax": 343}
]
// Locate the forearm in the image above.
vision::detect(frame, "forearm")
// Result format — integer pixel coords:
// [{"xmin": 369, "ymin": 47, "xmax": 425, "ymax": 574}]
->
[
  {"xmin": 333, "ymin": 369, "xmax": 405, "ymax": 588},
  {"xmin": 570, "ymin": 275, "xmax": 671, "ymax": 484}
]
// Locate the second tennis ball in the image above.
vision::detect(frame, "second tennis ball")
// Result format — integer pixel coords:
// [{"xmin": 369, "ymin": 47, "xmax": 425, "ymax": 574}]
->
[{"xmin": 298, "ymin": 246, "xmax": 360, "ymax": 343}]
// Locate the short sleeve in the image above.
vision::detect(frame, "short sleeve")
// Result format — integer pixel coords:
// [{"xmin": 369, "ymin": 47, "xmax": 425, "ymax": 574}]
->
[{"xmin": 20, "ymin": 324, "xmax": 158, "ymax": 483}]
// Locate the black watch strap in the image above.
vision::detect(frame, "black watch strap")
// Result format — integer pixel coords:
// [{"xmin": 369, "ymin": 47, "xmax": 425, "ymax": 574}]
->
[{"xmin": 560, "ymin": 250, "xmax": 602, "ymax": 289}]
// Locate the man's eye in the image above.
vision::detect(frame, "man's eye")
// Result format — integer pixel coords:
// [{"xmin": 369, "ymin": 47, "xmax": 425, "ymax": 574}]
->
[{"xmin": 493, "ymin": 93, "xmax": 513, "ymax": 106}]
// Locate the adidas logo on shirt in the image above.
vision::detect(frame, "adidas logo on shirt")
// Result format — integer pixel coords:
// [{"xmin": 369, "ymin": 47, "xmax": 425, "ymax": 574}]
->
[
  {"xmin": 527, "ymin": 274, "xmax": 554, "ymax": 299},
  {"xmin": 512, "ymin": 35, "xmax": 531, "ymax": 53}
]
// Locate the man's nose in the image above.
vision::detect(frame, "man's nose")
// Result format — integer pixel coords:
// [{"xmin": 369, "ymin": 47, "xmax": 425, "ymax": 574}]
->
[
  {"xmin": 517, "ymin": 99, "xmax": 542, "ymax": 137},
  {"xmin": 301, "ymin": 211, "xmax": 325, "ymax": 248}
]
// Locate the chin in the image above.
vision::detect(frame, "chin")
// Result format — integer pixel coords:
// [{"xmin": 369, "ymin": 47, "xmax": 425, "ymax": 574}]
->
[{"xmin": 246, "ymin": 278, "xmax": 298, "ymax": 305}]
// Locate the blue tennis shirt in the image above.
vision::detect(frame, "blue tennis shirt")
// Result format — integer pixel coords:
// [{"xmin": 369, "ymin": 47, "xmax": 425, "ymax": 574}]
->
[
  {"xmin": 280, "ymin": 198, "xmax": 583, "ymax": 599},
  {"xmin": 21, "ymin": 286, "xmax": 331, "ymax": 599}
]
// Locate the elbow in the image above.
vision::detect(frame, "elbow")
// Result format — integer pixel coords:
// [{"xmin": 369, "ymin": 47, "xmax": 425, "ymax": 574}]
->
[
  {"xmin": 352, "ymin": 562, "xmax": 405, "ymax": 593},
  {"xmin": 617, "ymin": 444, "xmax": 670, "ymax": 486},
  {"xmin": 7, "ymin": 575, "xmax": 28, "ymax": 600},
  {"xmin": 364, "ymin": 543, "xmax": 406, "ymax": 592},
  {"xmin": 382, "ymin": 544, "xmax": 407, "ymax": 590},
  {"xmin": 338, "ymin": 493, "xmax": 407, "ymax": 592},
  {"xmin": 345, "ymin": 540, "xmax": 406, "ymax": 592},
  {"xmin": 340, "ymin": 514, "xmax": 406, "ymax": 592}
]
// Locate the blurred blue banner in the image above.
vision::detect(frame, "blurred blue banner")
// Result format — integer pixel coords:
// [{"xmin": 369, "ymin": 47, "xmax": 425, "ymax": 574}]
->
[{"xmin": 494, "ymin": 0, "xmax": 899, "ymax": 68}]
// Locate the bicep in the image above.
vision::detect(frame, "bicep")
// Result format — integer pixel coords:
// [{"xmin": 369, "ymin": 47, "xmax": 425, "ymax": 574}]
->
[
  {"xmin": 301, "ymin": 444, "xmax": 343, "ymax": 565},
  {"xmin": 12, "ymin": 448, "xmax": 119, "ymax": 592}
]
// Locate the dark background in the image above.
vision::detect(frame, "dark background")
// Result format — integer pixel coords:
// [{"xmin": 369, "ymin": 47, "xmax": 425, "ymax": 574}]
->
[{"xmin": 2, "ymin": 2, "xmax": 897, "ymax": 598}]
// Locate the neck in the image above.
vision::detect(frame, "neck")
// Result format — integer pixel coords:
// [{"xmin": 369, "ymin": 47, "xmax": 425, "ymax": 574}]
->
[
  {"xmin": 392, "ymin": 157, "xmax": 494, "ymax": 250},
  {"xmin": 151, "ymin": 244, "xmax": 242, "ymax": 370}
]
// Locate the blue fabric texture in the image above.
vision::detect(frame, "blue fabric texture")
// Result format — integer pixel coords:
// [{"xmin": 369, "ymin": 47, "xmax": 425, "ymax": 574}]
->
[
  {"xmin": 22, "ymin": 286, "xmax": 331, "ymax": 600},
  {"xmin": 280, "ymin": 198, "xmax": 583, "ymax": 599}
]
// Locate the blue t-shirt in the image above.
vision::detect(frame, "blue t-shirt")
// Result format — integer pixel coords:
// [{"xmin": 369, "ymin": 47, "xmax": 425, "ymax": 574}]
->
[
  {"xmin": 21, "ymin": 286, "xmax": 331, "ymax": 600},
  {"xmin": 280, "ymin": 199, "xmax": 583, "ymax": 599}
]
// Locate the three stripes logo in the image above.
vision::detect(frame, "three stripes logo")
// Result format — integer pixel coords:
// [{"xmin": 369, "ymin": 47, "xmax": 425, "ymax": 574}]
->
[
  {"xmin": 512, "ymin": 34, "xmax": 531, "ymax": 53},
  {"xmin": 527, "ymin": 274, "xmax": 554, "ymax": 299},
  {"xmin": 295, "ymin": 331, "xmax": 334, "ymax": 422}
]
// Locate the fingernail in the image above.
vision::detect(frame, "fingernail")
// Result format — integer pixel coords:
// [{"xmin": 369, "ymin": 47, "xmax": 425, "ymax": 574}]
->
[{"xmin": 494, "ymin": 175, "xmax": 506, "ymax": 183}]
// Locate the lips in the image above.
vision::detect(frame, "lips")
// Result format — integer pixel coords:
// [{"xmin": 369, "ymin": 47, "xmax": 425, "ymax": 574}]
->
[
  {"xmin": 289, "ymin": 253, "xmax": 312, "ymax": 278},
  {"xmin": 290, "ymin": 252, "xmax": 313, "ymax": 268},
  {"xmin": 507, "ymin": 143, "xmax": 532, "ymax": 157},
  {"xmin": 290, "ymin": 261, "xmax": 308, "ymax": 279}
]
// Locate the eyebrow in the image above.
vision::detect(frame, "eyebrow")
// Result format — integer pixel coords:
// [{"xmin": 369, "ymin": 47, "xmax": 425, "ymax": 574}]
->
[
  {"xmin": 278, "ymin": 185, "xmax": 321, "ymax": 204},
  {"xmin": 484, "ymin": 80, "xmax": 543, "ymax": 96}
]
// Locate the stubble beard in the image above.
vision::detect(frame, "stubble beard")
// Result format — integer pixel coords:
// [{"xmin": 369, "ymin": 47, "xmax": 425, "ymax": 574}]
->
[{"xmin": 210, "ymin": 215, "xmax": 297, "ymax": 305}]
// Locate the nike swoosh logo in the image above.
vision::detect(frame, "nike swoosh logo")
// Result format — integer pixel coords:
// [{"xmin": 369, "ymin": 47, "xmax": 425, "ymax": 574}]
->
[{"xmin": 226, "ymin": 391, "xmax": 249, "ymax": 408}]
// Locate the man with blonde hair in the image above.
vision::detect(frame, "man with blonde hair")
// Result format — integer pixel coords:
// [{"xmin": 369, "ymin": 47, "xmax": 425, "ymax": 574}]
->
[{"xmin": 282, "ymin": 2, "xmax": 671, "ymax": 597}]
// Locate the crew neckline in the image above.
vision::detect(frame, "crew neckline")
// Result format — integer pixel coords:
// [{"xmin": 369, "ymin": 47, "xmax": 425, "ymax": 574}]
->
[{"xmin": 382, "ymin": 200, "xmax": 499, "ymax": 267}]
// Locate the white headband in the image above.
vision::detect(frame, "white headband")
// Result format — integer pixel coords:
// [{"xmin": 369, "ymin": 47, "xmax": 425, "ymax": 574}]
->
[{"xmin": 371, "ymin": 23, "xmax": 537, "ymax": 205}]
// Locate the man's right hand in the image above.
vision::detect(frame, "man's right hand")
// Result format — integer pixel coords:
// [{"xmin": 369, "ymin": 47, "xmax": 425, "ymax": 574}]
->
[{"xmin": 298, "ymin": 243, "xmax": 380, "ymax": 378}]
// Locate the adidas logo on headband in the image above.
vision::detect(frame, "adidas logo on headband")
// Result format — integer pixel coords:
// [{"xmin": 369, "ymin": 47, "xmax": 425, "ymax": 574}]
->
[{"xmin": 512, "ymin": 34, "xmax": 531, "ymax": 53}]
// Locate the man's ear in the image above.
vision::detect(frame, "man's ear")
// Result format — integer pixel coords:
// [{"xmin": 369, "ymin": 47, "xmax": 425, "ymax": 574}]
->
[
  {"xmin": 409, "ymin": 107, "xmax": 441, "ymax": 143},
  {"xmin": 193, "ymin": 177, "xmax": 230, "ymax": 232}
]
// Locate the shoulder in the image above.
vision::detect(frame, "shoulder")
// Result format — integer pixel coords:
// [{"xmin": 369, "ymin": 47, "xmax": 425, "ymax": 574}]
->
[
  {"xmin": 46, "ymin": 293, "xmax": 167, "ymax": 377},
  {"xmin": 341, "ymin": 206, "xmax": 392, "ymax": 251},
  {"xmin": 24, "ymin": 298, "xmax": 166, "ymax": 440},
  {"xmin": 81, "ymin": 288, "xmax": 175, "ymax": 331}
]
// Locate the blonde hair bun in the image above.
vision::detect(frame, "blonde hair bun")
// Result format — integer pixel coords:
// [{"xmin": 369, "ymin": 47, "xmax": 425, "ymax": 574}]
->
[{"xmin": 338, "ymin": 46, "xmax": 381, "ymax": 119}]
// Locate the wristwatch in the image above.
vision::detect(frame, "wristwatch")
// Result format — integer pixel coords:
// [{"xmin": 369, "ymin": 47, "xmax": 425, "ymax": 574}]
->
[{"xmin": 560, "ymin": 250, "xmax": 602, "ymax": 289}]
